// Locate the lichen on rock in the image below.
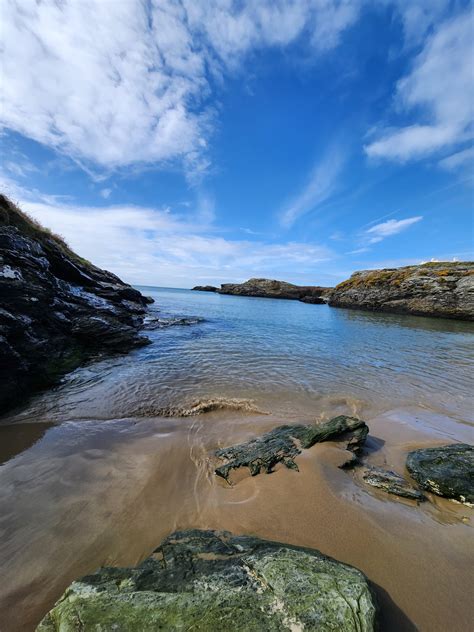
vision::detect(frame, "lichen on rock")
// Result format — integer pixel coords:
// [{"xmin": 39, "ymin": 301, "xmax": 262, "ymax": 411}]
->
[
  {"xmin": 37, "ymin": 529, "xmax": 377, "ymax": 631},
  {"xmin": 328, "ymin": 262, "xmax": 474, "ymax": 320}
]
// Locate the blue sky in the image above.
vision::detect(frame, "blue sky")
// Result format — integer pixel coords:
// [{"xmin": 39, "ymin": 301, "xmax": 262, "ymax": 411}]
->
[{"xmin": 1, "ymin": 0, "xmax": 473, "ymax": 287}]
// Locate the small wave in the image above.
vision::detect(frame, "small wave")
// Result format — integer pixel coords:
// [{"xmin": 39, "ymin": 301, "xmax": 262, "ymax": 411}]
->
[{"xmin": 133, "ymin": 397, "xmax": 269, "ymax": 417}]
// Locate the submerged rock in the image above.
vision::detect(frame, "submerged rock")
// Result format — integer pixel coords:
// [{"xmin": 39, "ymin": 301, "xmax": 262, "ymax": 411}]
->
[
  {"xmin": 37, "ymin": 529, "xmax": 377, "ymax": 632},
  {"xmin": 143, "ymin": 313, "xmax": 205, "ymax": 329},
  {"xmin": 406, "ymin": 444, "xmax": 474, "ymax": 504},
  {"xmin": 363, "ymin": 467, "xmax": 425, "ymax": 501},
  {"xmin": 215, "ymin": 415, "xmax": 368, "ymax": 481},
  {"xmin": 217, "ymin": 278, "xmax": 330, "ymax": 303},
  {"xmin": 328, "ymin": 262, "xmax": 474, "ymax": 321},
  {"xmin": 0, "ymin": 194, "xmax": 152, "ymax": 412}
]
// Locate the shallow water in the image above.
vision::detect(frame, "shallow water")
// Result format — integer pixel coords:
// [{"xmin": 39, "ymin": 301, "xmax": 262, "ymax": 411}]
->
[{"xmin": 0, "ymin": 288, "xmax": 473, "ymax": 631}]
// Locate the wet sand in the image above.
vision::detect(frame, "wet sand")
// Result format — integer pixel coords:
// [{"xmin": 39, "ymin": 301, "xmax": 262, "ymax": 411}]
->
[{"xmin": 0, "ymin": 407, "xmax": 472, "ymax": 631}]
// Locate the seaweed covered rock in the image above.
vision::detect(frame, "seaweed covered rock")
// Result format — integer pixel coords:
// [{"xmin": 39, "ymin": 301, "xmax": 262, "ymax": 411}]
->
[
  {"xmin": 328, "ymin": 262, "xmax": 474, "ymax": 320},
  {"xmin": 215, "ymin": 415, "xmax": 368, "ymax": 481},
  {"xmin": 37, "ymin": 529, "xmax": 377, "ymax": 632},
  {"xmin": 363, "ymin": 467, "xmax": 425, "ymax": 501},
  {"xmin": 0, "ymin": 194, "xmax": 152, "ymax": 412},
  {"xmin": 406, "ymin": 444, "xmax": 474, "ymax": 504}
]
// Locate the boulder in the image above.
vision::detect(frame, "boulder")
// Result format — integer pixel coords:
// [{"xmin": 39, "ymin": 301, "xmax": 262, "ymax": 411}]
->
[
  {"xmin": 362, "ymin": 467, "xmax": 425, "ymax": 501},
  {"xmin": 328, "ymin": 262, "xmax": 474, "ymax": 320},
  {"xmin": 0, "ymin": 194, "xmax": 152, "ymax": 412},
  {"xmin": 406, "ymin": 443, "xmax": 474, "ymax": 504},
  {"xmin": 215, "ymin": 415, "xmax": 369, "ymax": 481},
  {"xmin": 37, "ymin": 529, "xmax": 377, "ymax": 632}
]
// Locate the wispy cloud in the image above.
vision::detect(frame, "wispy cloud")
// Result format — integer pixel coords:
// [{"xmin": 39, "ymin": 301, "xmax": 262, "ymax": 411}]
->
[
  {"xmin": 365, "ymin": 10, "xmax": 473, "ymax": 163},
  {"xmin": 1, "ymin": 1, "xmax": 359, "ymax": 182},
  {"xmin": 279, "ymin": 145, "xmax": 345, "ymax": 228},
  {"xmin": 347, "ymin": 247, "xmax": 369, "ymax": 255},
  {"xmin": 438, "ymin": 147, "xmax": 474, "ymax": 172},
  {"xmin": 365, "ymin": 216, "xmax": 423, "ymax": 244}
]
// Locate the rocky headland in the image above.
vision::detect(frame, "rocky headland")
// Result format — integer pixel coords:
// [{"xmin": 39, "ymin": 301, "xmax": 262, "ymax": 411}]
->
[
  {"xmin": 0, "ymin": 194, "xmax": 153, "ymax": 413},
  {"xmin": 193, "ymin": 278, "xmax": 329, "ymax": 303},
  {"xmin": 38, "ymin": 529, "xmax": 377, "ymax": 631},
  {"xmin": 328, "ymin": 262, "xmax": 474, "ymax": 320},
  {"xmin": 192, "ymin": 284, "xmax": 218, "ymax": 292}
]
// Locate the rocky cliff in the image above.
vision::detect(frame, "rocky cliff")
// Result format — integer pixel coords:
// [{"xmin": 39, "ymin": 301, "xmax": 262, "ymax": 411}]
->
[
  {"xmin": 0, "ymin": 194, "xmax": 153, "ymax": 413},
  {"xmin": 213, "ymin": 278, "xmax": 329, "ymax": 303},
  {"xmin": 328, "ymin": 262, "xmax": 474, "ymax": 320}
]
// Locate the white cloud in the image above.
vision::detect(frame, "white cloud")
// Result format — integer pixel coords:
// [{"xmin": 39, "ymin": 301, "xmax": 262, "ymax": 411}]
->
[
  {"xmin": 388, "ymin": 0, "xmax": 452, "ymax": 47},
  {"xmin": 438, "ymin": 147, "xmax": 474, "ymax": 172},
  {"xmin": 279, "ymin": 145, "xmax": 345, "ymax": 227},
  {"xmin": 365, "ymin": 10, "xmax": 473, "ymax": 162},
  {"xmin": 19, "ymin": 198, "xmax": 334, "ymax": 287},
  {"xmin": 0, "ymin": 0, "xmax": 359, "ymax": 181},
  {"xmin": 365, "ymin": 216, "xmax": 423, "ymax": 243}
]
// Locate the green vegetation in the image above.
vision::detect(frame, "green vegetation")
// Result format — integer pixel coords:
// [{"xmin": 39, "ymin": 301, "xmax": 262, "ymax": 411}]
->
[{"xmin": 0, "ymin": 194, "xmax": 92, "ymax": 268}]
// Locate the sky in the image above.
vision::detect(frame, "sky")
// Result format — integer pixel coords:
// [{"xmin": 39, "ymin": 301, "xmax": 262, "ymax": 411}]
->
[{"xmin": 1, "ymin": 0, "xmax": 473, "ymax": 288}]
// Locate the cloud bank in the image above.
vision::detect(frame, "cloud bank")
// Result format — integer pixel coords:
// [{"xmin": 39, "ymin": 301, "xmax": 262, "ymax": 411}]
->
[{"xmin": 21, "ymin": 199, "xmax": 334, "ymax": 287}]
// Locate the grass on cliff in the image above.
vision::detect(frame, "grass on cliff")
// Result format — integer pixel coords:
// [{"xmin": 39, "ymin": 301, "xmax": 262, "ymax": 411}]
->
[{"xmin": 0, "ymin": 193, "xmax": 93, "ymax": 268}]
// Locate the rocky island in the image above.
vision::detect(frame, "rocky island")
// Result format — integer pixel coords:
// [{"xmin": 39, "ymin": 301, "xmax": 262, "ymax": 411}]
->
[
  {"xmin": 193, "ymin": 278, "xmax": 330, "ymax": 303},
  {"xmin": 329, "ymin": 262, "xmax": 474, "ymax": 320},
  {"xmin": 0, "ymin": 194, "xmax": 153, "ymax": 412}
]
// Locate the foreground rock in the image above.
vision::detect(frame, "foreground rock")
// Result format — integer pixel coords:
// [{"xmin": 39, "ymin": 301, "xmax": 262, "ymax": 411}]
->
[
  {"xmin": 0, "ymin": 194, "xmax": 152, "ymax": 412},
  {"xmin": 215, "ymin": 415, "xmax": 368, "ymax": 481},
  {"xmin": 216, "ymin": 278, "xmax": 330, "ymax": 303},
  {"xmin": 37, "ymin": 529, "xmax": 377, "ymax": 632},
  {"xmin": 363, "ymin": 467, "xmax": 425, "ymax": 501},
  {"xmin": 328, "ymin": 262, "xmax": 474, "ymax": 320},
  {"xmin": 406, "ymin": 444, "xmax": 474, "ymax": 504}
]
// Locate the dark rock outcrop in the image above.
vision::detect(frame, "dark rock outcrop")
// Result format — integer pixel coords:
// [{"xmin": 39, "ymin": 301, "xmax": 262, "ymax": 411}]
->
[
  {"xmin": 363, "ymin": 467, "xmax": 425, "ymax": 501},
  {"xmin": 328, "ymin": 262, "xmax": 474, "ymax": 320},
  {"xmin": 192, "ymin": 285, "xmax": 218, "ymax": 292},
  {"xmin": 217, "ymin": 278, "xmax": 330, "ymax": 303},
  {"xmin": 406, "ymin": 444, "xmax": 474, "ymax": 504},
  {"xmin": 0, "ymin": 194, "xmax": 152, "ymax": 413},
  {"xmin": 215, "ymin": 415, "xmax": 368, "ymax": 481},
  {"xmin": 37, "ymin": 529, "xmax": 377, "ymax": 631}
]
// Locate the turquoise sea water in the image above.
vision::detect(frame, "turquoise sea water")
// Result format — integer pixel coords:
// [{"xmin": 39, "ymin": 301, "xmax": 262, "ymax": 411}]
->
[{"xmin": 8, "ymin": 286, "xmax": 474, "ymax": 426}]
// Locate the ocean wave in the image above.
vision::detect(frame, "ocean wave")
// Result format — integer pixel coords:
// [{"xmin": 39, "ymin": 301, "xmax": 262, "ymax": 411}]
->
[{"xmin": 132, "ymin": 397, "xmax": 269, "ymax": 417}]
